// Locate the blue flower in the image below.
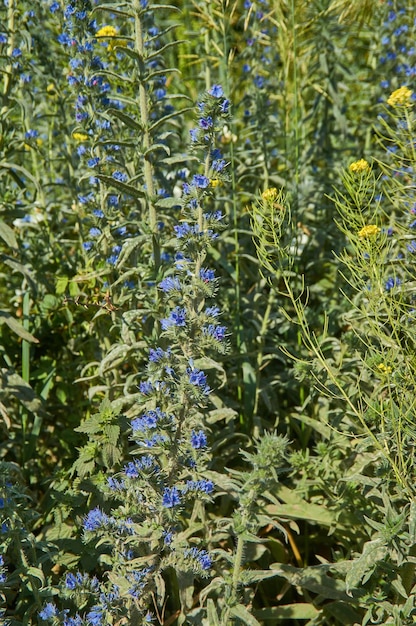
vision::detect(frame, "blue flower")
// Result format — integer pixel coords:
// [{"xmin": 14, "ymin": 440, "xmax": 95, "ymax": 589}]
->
[
  {"xmin": 149, "ymin": 347, "xmax": 166, "ymax": 362},
  {"xmin": 192, "ymin": 174, "xmax": 210, "ymax": 189},
  {"xmin": 203, "ymin": 324, "xmax": 227, "ymax": 341},
  {"xmin": 199, "ymin": 116, "xmax": 213, "ymax": 130},
  {"xmin": 83, "ymin": 507, "xmax": 109, "ymax": 532},
  {"xmin": 187, "ymin": 365, "xmax": 210, "ymax": 393},
  {"xmin": 86, "ymin": 605, "xmax": 104, "ymax": 626},
  {"xmin": 198, "ymin": 550, "xmax": 212, "ymax": 570},
  {"xmin": 25, "ymin": 129, "xmax": 39, "ymax": 139},
  {"xmin": 159, "ymin": 276, "xmax": 181, "ymax": 292},
  {"xmin": 112, "ymin": 170, "xmax": 128, "ymax": 182},
  {"xmin": 89, "ymin": 227, "xmax": 101, "ymax": 237},
  {"xmin": 205, "ymin": 306, "xmax": 220, "ymax": 317},
  {"xmin": 385, "ymin": 277, "xmax": 401, "ymax": 292},
  {"xmin": 209, "ymin": 84, "xmax": 224, "ymax": 98},
  {"xmin": 162, "ymin": 486, "xmax": 181, "ymax": 508},
  {"xmin": 161, "ymin": 307, "xmax": 186, "ymax": 329},
  {"xmin": 185, "ymin": 479, "xmax": 214, "ymax": 494},
  {"xmin": 200, "ymin": 268, "xmax": 215, "ymax": 282},
  {"xmin": 87, "ymin": 157, "xmax": 100, "ymax": 168},
  {"xmin": 39, "ymin": 603, "xmax": 57, "ymax": 620},
  {"xmin": 191, "ymin": 429, "xmax": 207, "ymax": 449}
]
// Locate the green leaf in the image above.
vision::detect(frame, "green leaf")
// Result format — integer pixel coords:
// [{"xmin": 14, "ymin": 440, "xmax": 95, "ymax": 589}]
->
[
  {"xmin": 265, "ymin": 484, "xmax": 335, "ymax": 526},
  {"xmin": 155, "ymin": 196, "xmax": 182, "ymax": 208},
  {"xmin": 230, "ymin": 603, "xmax": 262, "ymax": 626},
  {"xmin": 322, "ymin": 601, "xmax": 362, "ymax": 625},
  {"xmin": 106, "ymin": 108, "xmax": 142, "ymax": 132},
  {"xmin": 254, "ymin": 603, "xmax": 319, "ymax": 621},
  {"xmin": 94, "ymin": 174, "xmax": 145, "ymax": 199},
  {"xmin": 0, "ymin": 219, "xmax": 17, "ymax": 248},
  {"xmin": 0, "ymin": 311, "xmax": 39, "ymax": 343},
  {"xmin": 0, "ymin": 368, "xmax": 46, "ymax": 415},
  {"xmin": 56, "ymin": 276, "xmax": 69, "ymax": 295},
  {"xmin": 206, "ymin": 599, "xmax": 220, "ymax": 626},
  {"xmin": 345, "ymin": 539, "xmax": 388, "ymax": 592},
  {"xmin": 25, "ymin": 566, "xmax": 46, "ymax": 586},
  {"xmin": 270, "ymin": 563, "xmax": 356, "ymax": 601}
]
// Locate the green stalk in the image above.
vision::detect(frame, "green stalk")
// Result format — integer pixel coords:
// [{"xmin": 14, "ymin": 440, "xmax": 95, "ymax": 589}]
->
[
  {"xmin": 1, "ymin": 0, "xmax": 15, "ymax": 113},
  {"xmin": 133, "ymin": 0, "xmax": 160, "ymax": 271},
  {"xmin": 21, "ymin": 291, "xmax": 30, "ymax": 464}
]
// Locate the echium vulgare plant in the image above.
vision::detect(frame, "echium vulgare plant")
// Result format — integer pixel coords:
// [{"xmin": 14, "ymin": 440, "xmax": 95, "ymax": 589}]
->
[{"xmin": 38, "ymin": 86, "xmax": 231, "ymax": 626}]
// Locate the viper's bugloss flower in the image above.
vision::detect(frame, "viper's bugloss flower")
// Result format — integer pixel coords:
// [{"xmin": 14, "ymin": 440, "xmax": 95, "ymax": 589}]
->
[
  {"xmin": 205, "ymin": 306, "xmax": 220, "ymax": 317},
  {"xmin": 39, "ymin": 603, "xmax": 57, "ymax": 620},
  {"xmin": 83, "ymin": 507, "xmax": 110, "ymax": 531},
  {"xmin": 187, "ymin": 366, "xmax": 210, "ymax": 394},
  {"xmin": 200, "ymin": 268, "xmax": 215, "ymax": 282},
  {"xmin": 161, "ymin": 307, "xmax": 186, "ymax": 329},
  {"xmin": 190, "ymin": 429, "xmax": 207, "ymax": 449},
  {"xmin": 162, "ymin": 486, "xmax": 180, "ymax": 508},
  {"xmin": 131, "ymin": 409, "xmax": 164, "ymax": 432},
  {"xmin": 199, "ymin": 116, "xmax": 213, "ymax": 129},
  {"xmin": 86, "ymin": 605, "xmax": 104, "ymax": 626},
  {"xmin": 385, "ymin": 277, "xmax": 402, "ymax": 291},
  {"xmin": 203, "ymin": 324, "xmax": 227, "ymax": 341},
  {"xmin": 159, "ymin": 276, "xmax": 181, "ymax": 292},
  {"xmin": 209, "ymin": 84, "xmax": 224, "ymax": 98},
  {"xmin": 112, "ymin": 170, "xmax": 128, "ymax": 182},
  {"xmin": 185, "ymin": 547, "xmax": 212, "ymax": 570},
  {"xmin": 192, "ymin": 174, "xmax": 210, "ymax": 188},
  {"xmin": 184, "ymin": 479, "xmax": 214, "ymax": 494},
  {"xmin": 87, "ymin": 157, "xmax": 100, "ymax": 168}
]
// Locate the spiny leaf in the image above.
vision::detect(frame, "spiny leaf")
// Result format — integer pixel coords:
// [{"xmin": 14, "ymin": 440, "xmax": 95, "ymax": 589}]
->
[
  {"xmin": 0, "ymin": 219, "xmax": 17, "ymax": 248},
  {"xmin": 94, "ymin": 174, "xmax": 145, "ymax": 199},
  {"xmin": 254, "ymin": 603, "xmax": 320, "ymax": 621},
  {"xmin": 0, "ymin": 311, "xmax": 39, "ymax": 343},
  {"xmin": 106, "ymin": 108, "xmax": 142, "ymax": 132}
]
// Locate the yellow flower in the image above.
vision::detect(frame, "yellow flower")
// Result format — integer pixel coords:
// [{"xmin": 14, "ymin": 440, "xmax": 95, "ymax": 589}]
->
[
  {"xmin": 96, "ymin": 25, "xmax": 117, "ymax": 38},
  {"xmin": 72, "ymin": 132, "xmax": 89, "ymax": 142},
  {"xmin": 46, "ymin": 83, "xmax": 57, "ymax": 97},
  {"xmin": 349, "ymin": 159, "xmax": 369, "ymax": 173},
  {"xmin": 210, "ymin": 179, "xmax": 221, "ymax": 188},
  {"xmin": 377, "ymin": 363, "xmax": 392, "ymax": 374},
  {"xmin": 358, "ymin": 224, "xmax": 380, "ymax": 239},
  {"xmin": 261, "ymin": 188, "xmax": 278, "ymax": 202},
  {"xmin": 387, "ymin": 86, "xmax": 413, "ymax": 107},
  {"xmin": 96, "ymin": 25, "xmax": 126, "ymax": 53}
]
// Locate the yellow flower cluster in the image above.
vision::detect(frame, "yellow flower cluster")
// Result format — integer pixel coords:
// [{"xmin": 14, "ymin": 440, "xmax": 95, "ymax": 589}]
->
[
  {"xmin": 377, "ymin": 363, "xmax": 392, "ymax": 374},
  {"xmin": 96, "ymin": 25, "xmax": 117, "ymax": 38},
  {"xmin": 261, "ymin": 188, "xmax": 278, "ymax": 202},
  {"xmin": 349, "ymin": 159, "xmax": 369, "ymax": 174},
  {"xmin": 72, "ymin": 132, "xmax": 89, "ymax": 142},
  {"xmin": 358, "ymin": 224, "xmax": 380, "ymax": 239},
  {"xmin": 387, "ymin": 86, "xmax": 413, "ymax": 107},
  {"xmin": 95, "ymin": 25, "xmax": 126, "ymax": 53},
  {"xmin": 210, "ymin": 179, "xmax": 221, "ymax": 188}
]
